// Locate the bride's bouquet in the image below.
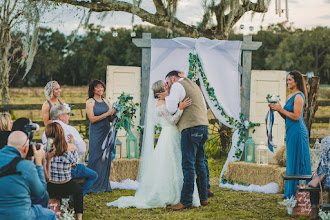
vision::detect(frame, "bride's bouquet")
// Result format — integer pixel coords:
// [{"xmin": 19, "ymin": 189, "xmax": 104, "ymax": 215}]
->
[{"xmin": 112, "ymin": 92, "xmax": 139, "ymax": 133}]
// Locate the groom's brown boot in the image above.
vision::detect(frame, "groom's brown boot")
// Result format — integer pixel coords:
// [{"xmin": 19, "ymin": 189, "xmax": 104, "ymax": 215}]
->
[
  {"xmin": 167, "ymin": 202, "xmax": 193, "ymax": 211},
  {"xmin": 201, "ymin": 200, "xmax": 208, "ymax": 206},
  {"xmin": 207, "ymin": 189, "xmax": 214, "ymax": 197}
]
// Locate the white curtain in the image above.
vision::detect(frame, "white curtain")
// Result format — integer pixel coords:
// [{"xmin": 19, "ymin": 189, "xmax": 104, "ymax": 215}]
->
[{"xmin": 150, "ymin": 37, "xmax": 243, "ymax": 185}]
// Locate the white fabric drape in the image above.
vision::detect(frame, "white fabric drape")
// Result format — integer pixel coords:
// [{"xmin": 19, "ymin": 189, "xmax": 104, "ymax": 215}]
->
[{"xmin": 150, "ymin": 37, "xmax": 243, "ymax": 186}]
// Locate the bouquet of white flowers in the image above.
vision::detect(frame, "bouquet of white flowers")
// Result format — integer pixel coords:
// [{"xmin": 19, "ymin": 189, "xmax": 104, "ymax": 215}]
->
[
  {"xmin": 266, "ymin": 94, "xmax": 280, "ymax": 103},
  {"xmin": 278, "ymin": 196, "xmax": 297, "ymax": 208},
  {"xmin": 319, "ymin": 209, "xmax": 330, "ymax": 220}
]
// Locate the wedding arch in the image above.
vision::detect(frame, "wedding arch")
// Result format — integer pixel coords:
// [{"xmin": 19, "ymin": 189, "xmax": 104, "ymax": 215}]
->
[{"xmin": 132, "ymin": 33, "xmax": 262, "ymax": 185}]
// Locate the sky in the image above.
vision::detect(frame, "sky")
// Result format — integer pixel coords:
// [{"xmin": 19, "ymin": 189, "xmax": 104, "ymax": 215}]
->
[{"xmin": 40, "ymin": 0, "xmax": 330, "ymax": 36}]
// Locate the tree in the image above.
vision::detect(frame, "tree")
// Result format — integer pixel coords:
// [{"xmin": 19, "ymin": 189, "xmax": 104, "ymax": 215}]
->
[
  {"xmin": 265, "ymin": 26, "xmax": 330, "ymax": 83},
  {"xmin": 0, "ymin": 0, "xmax": 48, "ymax": 104},
  {"xmin": 51, "ymin": 0, "xmax": 269, "ymax": 40}
]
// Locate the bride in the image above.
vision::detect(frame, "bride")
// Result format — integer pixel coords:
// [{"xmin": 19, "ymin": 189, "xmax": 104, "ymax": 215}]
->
[{"xmin": 107, "ymin": 79, "xmax": 200, "ymax": 209}]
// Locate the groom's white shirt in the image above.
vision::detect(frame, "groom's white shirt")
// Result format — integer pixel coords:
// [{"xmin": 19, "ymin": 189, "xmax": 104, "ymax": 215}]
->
[
  {"xmin": 165, "ymin": 78, "xmax": 207, "ymax": 115},
  {"xmin": 165, "ymin": 78, "xmax": 186, "ymax": 115}
]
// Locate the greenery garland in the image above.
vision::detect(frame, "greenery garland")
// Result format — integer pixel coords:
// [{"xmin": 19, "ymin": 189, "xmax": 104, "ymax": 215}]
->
[{"xmin": 188, "ymin": 53, "xmax": 260, "ymax": 161}]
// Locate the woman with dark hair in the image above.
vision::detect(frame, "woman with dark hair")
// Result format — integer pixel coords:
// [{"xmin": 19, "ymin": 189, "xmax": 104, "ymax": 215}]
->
[
  {"xmin": 42, "ymin": 81, "xmax": 66, "ymax": 126},
  {"xmin": 45, "ymin": 123, "xmax": 83, "ymax": 220},
  {"xmin": 0, "ymin": 112, "xmax": 13, "ymax": 149},
  {"xmin": 269, "ymin": 70, "xmax": 311, "ymax": 199},
  {"xmin": 85, "ymin": 79, "xmax": 116, "ymax": 193}
]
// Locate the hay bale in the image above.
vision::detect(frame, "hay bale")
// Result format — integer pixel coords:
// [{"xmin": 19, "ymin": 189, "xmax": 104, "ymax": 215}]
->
[
  {"xmin": 274, "ymin": 145, "xmax": 286, "ymax": 167},
  {"xmin": 225, "ymin": 161, "xmax": 286, "ymax": 193},
  {"xmin": 110, "ymin": 159, "xmax": 140, "ymax": 182}
]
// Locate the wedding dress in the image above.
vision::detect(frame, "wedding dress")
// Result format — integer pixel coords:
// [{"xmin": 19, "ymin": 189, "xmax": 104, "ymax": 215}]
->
[{"xmin": 107, "ymin": 104, "xmax": 200, "ymax": 208}]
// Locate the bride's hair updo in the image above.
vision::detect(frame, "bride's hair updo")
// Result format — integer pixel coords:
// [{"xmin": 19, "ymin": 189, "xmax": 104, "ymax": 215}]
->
[{"xmin": 152, "ymin": 80, "xmax": 165, "ymax": 98}]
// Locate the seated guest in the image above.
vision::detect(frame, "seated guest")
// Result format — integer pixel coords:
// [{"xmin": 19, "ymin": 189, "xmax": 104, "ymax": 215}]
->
[
  {"xmin": 0, "ymin": 131, "xmax": 55, "ymax": 219},
  {"xmin": 12, "ymin": 117, "xmax": 50, "ymax": 208},
  {"xmin": 0, "ymin": 112, "xmax": 13, "ymax": 149},
  {"xmin": 42, "ymin": 105, "xmax": 97, "ymax": 198},
  {"xmin": 309, "ymin": 136, "xmax": 330, "ymax": 220},
  {"xmin": 45, "ymin": 123, "xmax": 83, "ymax": 220}
]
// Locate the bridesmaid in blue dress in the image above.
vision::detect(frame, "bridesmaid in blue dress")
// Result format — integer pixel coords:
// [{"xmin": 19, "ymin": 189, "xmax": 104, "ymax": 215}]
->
[
  {"xmin": 269, "ymin": 70, "xmax": 312, "ymax": 199},
  {"xmin": 86, "ymin": 80, "xmax": 117, "ymax": 193}
]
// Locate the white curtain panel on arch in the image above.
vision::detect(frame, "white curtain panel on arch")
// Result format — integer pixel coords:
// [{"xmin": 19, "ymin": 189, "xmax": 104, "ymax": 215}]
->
[{"xmin": 150, "ymin": 37, "xmax": 242, "ymax": 182}]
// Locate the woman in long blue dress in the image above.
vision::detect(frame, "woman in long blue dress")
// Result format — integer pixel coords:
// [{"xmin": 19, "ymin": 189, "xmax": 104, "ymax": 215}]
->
[
  {"xmin": 270, "ymin": 70, "xmax": 312, "ymax": 199},
  {"xmin": 86, "ymin": 80, "xmax": 117, "ymax": 193}
]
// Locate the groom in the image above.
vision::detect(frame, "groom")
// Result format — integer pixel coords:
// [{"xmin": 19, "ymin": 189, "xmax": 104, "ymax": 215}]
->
[{"xmin": 158, "ymin": 70, "xmax": 209, "ymax": 210}]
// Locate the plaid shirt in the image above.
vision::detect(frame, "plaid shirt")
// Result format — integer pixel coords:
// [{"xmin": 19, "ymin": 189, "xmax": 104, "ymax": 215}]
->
[{"xmin": 49, "ymin": 151, "xmax": 78, "ymax": 182}]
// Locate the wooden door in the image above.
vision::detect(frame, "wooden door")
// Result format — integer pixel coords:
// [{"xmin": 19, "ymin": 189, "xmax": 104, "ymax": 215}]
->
[
  {"xmin": 249, "ymin": 70, "xmax": 286, "ymax": 163},
  {"xmin": 106, "ymin": 65, "xmax": 141, "ymax": 158}
]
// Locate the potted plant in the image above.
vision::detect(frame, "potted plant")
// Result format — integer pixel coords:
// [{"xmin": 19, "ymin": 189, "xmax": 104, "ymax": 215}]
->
[{"xmin": 279, "ymin": 196, "xmax": 297, "ymax": 215}]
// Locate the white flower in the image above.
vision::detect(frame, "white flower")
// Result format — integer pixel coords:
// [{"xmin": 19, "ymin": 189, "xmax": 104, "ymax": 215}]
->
[
  {"xmin": 270, "ymin": 95, "xmax": 280, "ymax": 103},
  {"xmin": 266, "ymin": 94, "xmax": 280, "ymax": 103},
  {"xmin": 278, "ymin": 196, "xmax": 297, "ymax": 208},
  {"xmin": 62, "ymin": 103, "xmax": 71, "ymax": 113},
  {"xmin": 244, "ymin": 120, "xmax": 250, "ymax": 129},
  {"xmin": 319, "ymin": 210, "xmax": 330, "ymax": 220}
]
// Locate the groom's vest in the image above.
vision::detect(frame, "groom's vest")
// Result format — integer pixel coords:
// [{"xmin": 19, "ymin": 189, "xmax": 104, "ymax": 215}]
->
[{"xmin": 177, "ymin": 78, "xmax": 209, "ymax": 132}]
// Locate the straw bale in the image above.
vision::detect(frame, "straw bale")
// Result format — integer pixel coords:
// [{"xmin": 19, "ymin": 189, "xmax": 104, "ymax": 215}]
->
[
  {"xmin": 274, "ymin": 145, "xmax": 286, "ymax": 167},
  {"xmin": 110, "ymin": 159, "xmax": 140, "ymax": 182},
  {"xmin": 225, "ymin": 161, "xmax": 286, "ymax": 193}
]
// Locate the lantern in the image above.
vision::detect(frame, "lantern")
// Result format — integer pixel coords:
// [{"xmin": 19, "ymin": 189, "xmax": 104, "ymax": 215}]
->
[
  {"xmin": 126, "ymin": 131, "xmax": 138, "ymax": 159},
  {"xmin": 245, "ymin": 136, "xmax": 255, "ymax": 163},
  {"xmin": 115, "ymin": 139, "xmax": 123, "ymax": 158},
  {"xmin": 256, "ymin": 142, "xmax": 268, "ymax": 165}
]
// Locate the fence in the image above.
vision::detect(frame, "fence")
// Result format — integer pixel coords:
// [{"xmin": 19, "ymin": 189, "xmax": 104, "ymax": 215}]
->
[{"xmin": 0, "ymin": 100, "xmax": 329, "ymax": 142}]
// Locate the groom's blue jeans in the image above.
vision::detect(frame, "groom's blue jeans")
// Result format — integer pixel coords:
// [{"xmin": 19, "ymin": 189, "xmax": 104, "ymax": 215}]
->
[{"xmin": 180, "ymin": 125, "xmax": 209, "ymax": 205}]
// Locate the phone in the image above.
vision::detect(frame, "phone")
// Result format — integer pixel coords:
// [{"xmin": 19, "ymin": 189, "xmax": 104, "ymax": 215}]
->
[{"xmin": 47, "ymin": 138, "xmax": 54, "ymax": 152}]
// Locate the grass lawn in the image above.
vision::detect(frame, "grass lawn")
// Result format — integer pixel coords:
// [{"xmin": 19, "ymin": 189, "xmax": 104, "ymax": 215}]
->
[
  {"xmin": 1, "ymin": 86, "xmax": 327, "ymax": 219},
  {"xmin": 82, "ymin": 159, "xmax": 308, "ymax": 220}
]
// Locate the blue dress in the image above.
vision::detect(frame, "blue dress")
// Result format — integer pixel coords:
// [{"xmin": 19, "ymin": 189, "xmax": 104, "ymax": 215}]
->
[
  {"xmin": 284, "ymin": 92, "xmax": 312, "ymax": 199},
  {"xmin": 87, "ymin": 98, "xmax": 112, "ymax": 193}
]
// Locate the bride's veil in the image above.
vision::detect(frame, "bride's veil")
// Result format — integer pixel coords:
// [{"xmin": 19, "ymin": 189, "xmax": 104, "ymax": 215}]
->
[{"xmin": 137, "ymin": 91, "xmax": 157, "ymax": 184}]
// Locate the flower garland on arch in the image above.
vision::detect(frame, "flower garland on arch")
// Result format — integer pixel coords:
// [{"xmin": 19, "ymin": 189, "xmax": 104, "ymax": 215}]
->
[{"xmin": 188, "ymin": 52, "xmax": 260, "ymax": 160}]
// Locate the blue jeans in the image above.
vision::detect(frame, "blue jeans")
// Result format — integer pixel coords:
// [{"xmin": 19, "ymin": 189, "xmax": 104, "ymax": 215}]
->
[
  {"xmin": 31, "ymin": 191, "xmax": 49, "ymax": 208},
  {"xmin": 71, "ymin": 164, "xmax": 98, "ymax": 197},
  {"xmin": 31, "ymin": 204, "xmax": 56, "ymax": 220},
  {"xmin": 180, "ymin": 126, "xmax": 209, "ymax": 205},
  {"xmin": 198, "ymin": 157, "xmax": 210, "ymax": 190}
]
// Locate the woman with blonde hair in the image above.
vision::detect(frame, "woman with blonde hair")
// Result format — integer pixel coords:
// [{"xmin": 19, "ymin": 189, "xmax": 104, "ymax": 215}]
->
[
  {"xmin": 269, "ymin": 70, "xmax": 311, "ymax": 199},
  {"xmin": 45, "ymin": 123, "xmax": 83, "ymax": 220},
  {"xmin": 0, "ymin": 112, "xmax": 13, "ymax": 149},
  {"xmin": 41, "ymin": 81, "xmax": 66, "ymax": 125}
]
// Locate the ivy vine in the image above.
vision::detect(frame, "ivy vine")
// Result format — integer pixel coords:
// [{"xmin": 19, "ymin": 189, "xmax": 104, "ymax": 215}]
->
[{"xmin": 188, "ymin": 52, "xmax": 260, "ymax": 159}]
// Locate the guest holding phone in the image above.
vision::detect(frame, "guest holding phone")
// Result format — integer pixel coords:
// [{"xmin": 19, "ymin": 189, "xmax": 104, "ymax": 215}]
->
[{"xmin": 45, "ymin": 123, "xmax": 83, "ymax": 220}]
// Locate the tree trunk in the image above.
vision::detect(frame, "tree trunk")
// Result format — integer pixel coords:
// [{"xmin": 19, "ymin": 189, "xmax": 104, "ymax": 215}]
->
[
  {"xmin": 0, "ymin": 23, "xmax": 12, "ymax": 105},
  {"xmin": 303, "ymin": 76, "xmax": 320, "ymax": 138}
]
